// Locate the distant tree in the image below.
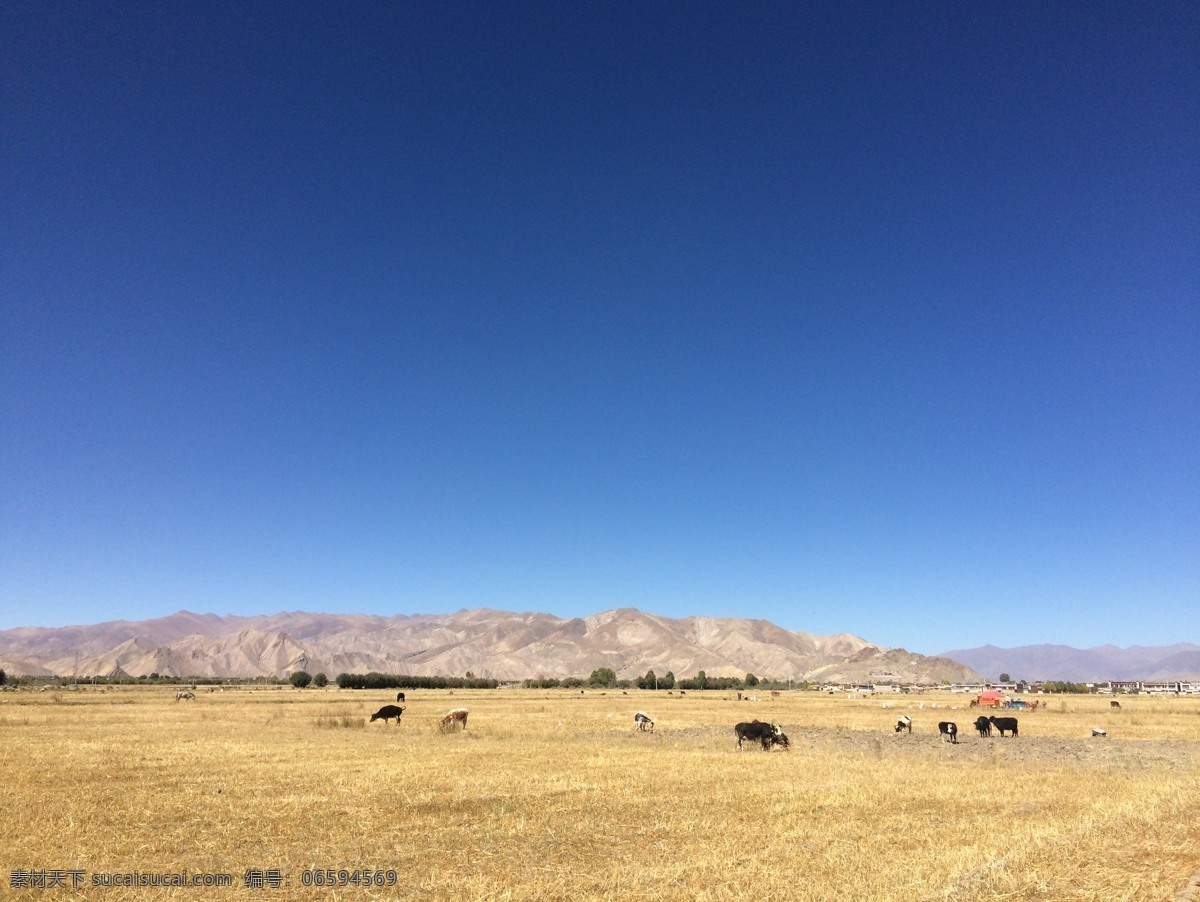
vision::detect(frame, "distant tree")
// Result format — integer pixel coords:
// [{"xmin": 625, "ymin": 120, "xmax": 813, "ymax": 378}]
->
[
  {"xmin": 1041, "ymin": 680, "xmax": 1090, "ymax": 694},
  {"xmin": 638, "ymin": 670, "xmax": 658, "ymax": 690},
  {"xmin": 465, "ymin": 671, "xmax": 476, "ymax": 680},
  {"xmin": 289, "ymin": 671, "xmax": 312, "ymax": 689},
  {"xmin": 313, "ymin": 673, "xmax": 328, "ymax": 688},
  {"xmin": 561, "ymin": 677, "xmax": 585, "ymax": 689},
  {"xmin": 999, "ymin": 673, "xmax": 1012, "ymax": 683},
  {"xmin": 0, "ymin": 669, "xmax": 6, "ymax": 686},
  {"xmin": 589, "ymin": 667, "xmax": 618, "ymax": 688},
  {"xmin": 745, "ymin": 673, "xmax": 759, "ymax": 687},
  {"xmin": 661, "ymin": 671, "xmax": 676, "ymax": 690}
]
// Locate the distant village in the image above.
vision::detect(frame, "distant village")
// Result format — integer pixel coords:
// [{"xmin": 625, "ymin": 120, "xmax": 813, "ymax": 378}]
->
[{"xmin": 824, "ymin": 679, "xmax": 1196, "ymax": 696}]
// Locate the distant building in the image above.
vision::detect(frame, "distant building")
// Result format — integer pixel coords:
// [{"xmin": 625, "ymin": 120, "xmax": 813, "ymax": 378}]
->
[{"xmin": 1108, "ymin": 680, "xmax": 1194, "ymax": 695}]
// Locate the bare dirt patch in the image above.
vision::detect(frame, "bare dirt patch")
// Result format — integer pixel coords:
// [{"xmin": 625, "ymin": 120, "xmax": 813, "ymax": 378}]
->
[{"xmin": 787, "ymin": 724, "xmax": 1200, "ymax": 770}]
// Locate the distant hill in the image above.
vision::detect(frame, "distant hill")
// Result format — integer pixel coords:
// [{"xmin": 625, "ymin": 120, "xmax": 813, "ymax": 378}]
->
[
  {"xmin": 0, "ymin": 608, "xmax": 981, "ymax": 684},
  {"xmin": 938, "ymin": 643, "xmax": 1200, "ymax": 683}
]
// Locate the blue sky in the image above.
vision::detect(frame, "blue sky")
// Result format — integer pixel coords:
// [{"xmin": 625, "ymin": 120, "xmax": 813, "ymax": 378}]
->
[{"xmin": 3, "ymin": 3, "xmax": 1196, "ymax": 654}]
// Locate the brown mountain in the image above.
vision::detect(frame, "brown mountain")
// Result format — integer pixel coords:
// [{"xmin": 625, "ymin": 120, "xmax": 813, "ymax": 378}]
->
[{"xmin": 0, "ymin": 608, "xmax": 982, "ymax": 684}]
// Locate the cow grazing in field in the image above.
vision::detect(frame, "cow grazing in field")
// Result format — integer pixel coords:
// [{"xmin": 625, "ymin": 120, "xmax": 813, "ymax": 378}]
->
[
  {"xmin": 989, "ymin": 716, "xmax": 1019, "ymax": 737},
  {"xmin": 633, "ymin": 711, "xmax": 656, "ymax": 733},
  {"xmin": 735, "ymin": 720, "xmax": 789, "ymax": 751},
  {"xmin": 440, "ymin": 708, "xmax": 469, "ymax": 732},
  {"xmin": 370, "ymin": 704, "xmax": 405, "ymax": 725},
  {"xmin": 1110, "ymin": 700, "xmax": 1121, "ymax": 710},
  {"xmin": 938, "ymin": 722, "xmax": 958, "ymax": 744},
  {"xmin": 176, "ymin": 691, "xmax": 195, "ymax": 701},
  {"xmin": 894, "ymin": 715, "xmax": 912, "ymax": 734},
  {"xmin": 974, "ymin": 715, "xmax": 992, "ymax": 738},
  {"xmin": 397, "ymin": 691, "xmax": 406, "ymax": 703}
]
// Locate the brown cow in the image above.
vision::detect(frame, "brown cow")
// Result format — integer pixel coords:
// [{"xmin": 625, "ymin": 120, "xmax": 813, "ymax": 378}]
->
[{"xmin": 440, "ymin": 708, "xmax": 469, "ymax": 732}]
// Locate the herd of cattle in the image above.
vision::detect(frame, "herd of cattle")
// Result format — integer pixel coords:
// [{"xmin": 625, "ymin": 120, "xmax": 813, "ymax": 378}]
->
[
  {"xmin": 175, "ymin": 687, "xmax": 1037, "ymax": 746},
  {"xmin": 896, "ymin": 714, "xmax": 1019, "ymax": 743},
  {"xmin": 363, "ymin": 701, "xmax": 1026, "ymax": 748},
  {"xmin": 166, "ymin": 688, "xmax": 1146, "ymax": 745}
]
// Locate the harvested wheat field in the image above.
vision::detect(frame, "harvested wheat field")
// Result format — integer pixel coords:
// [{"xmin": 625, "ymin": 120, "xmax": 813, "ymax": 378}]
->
[{"xmin": 1, "ymin": 687, "xmax": 1198, "ymax": 900}]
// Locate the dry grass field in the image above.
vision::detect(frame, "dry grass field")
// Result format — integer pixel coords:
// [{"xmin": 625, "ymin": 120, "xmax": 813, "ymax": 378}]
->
[{"xmin": 2, "ymin": 686, "xmax": 1198, "ymax": 900}]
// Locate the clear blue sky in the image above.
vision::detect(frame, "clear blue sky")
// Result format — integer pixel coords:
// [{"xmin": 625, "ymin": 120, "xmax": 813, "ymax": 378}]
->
[{"xmin": 3, "ymin": 3, "xmax": 1196, "ymax": 654}]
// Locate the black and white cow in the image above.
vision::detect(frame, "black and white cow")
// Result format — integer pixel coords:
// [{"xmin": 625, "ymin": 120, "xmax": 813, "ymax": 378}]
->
[
  {"xmin": 894, "ymin": 715, "xmax": 912, "ymax": 733},
  {"xmin": 938, "ymin": 721, "xmax": 958, "ymax": 744},
  {"xmin": 633, "ymin": 711, "xmax": 656, "ymax": 733},
  {"xmin": 734, "ymin": 720, "xmax": 789, "ymax": 751},
  {"xmin": 989, "ymin": 716, "xmax": 1019, "ymax": 737},
  {"xmin": 370, "ymin": 704, "xmax": 405, "ymax": 725},
  {"xmin": 974, "ymin": 715, "xmax": 992, "ymax": 738}
]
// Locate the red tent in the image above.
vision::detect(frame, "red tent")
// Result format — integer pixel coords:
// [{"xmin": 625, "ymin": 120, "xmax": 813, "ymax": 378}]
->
[{"xmin": 976, "ymin": 690, "xmax": 1005, "ymax": 707}]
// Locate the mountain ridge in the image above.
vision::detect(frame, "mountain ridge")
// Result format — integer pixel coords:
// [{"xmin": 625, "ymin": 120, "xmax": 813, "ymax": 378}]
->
[
  {"xmin": 938, "ymin": 642, "xmax": 1200, "ymax": 682},
  {"xmin": 0, "ymin": 607, "xmax": 979, "ymax": 684}
]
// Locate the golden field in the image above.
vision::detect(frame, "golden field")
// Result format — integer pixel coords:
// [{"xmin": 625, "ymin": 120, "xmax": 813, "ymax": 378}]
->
[{"xmin": 1, "ymin": 686, "xmax": 1198, "ymax": 900}]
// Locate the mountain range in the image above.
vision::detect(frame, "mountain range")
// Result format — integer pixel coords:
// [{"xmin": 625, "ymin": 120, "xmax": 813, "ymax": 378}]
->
[
  {"xmin": 0, "ymin": 608, "xmax": 979, "ymax": 684},
  {"xmin": 937, "ymin": 643, "xmax": 1200, "ymax": 683}
]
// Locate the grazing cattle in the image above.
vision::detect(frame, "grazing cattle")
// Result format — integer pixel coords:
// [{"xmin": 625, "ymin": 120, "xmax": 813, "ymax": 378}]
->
[
  {"xmin": 440, "ymin": 708, "xmax": 469, "ymax": 732},
  {"xmin": 938, "ymin": 721, "xmax": 958, "ymax": 744},
  {"xmin": 633, "ymin": 711, "xmax": 656, "ymax": 733},
  {"xmin": 974, "ymin": 715, "xmax": 992, "ymax": 738},
  {"xmin": 1092, "ymin": 727, "xmax": 1108, "ymax": 737},
  {"xmin": 894, "ymin": 715, "xmax": 912, "ymax": 734},
  {"xmin": 370, "ymin": 704, "xmax": 405, "ymax": 725},
  {"xmin": 1110, "ymin": 700, "xmax": 1121, "ymax": 710},
  {"xmin": 176, "ymin": 691, "xmax": 195, "ymax": 701},
  {"xmin": 397, "ymin": 691, "xmax": 406, "ymax": 703},
  {"xmin": 989, "ymin": 716, "xmax": 1019, "ymax": 737},
  {"xmin": 734, "ymin": 720, "xmax": 789, "ymax": 751}
]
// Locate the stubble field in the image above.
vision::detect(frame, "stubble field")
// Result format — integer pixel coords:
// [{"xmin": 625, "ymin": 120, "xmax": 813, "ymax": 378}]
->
[{"xmin": 1, "ymin": 686, "xmax": 1198, "ymax": 900}]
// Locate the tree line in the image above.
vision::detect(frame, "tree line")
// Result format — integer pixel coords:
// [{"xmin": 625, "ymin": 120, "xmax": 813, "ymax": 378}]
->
[
  {"xmin": 523, "ymin": 669, "xmax": 805, "ymax": 691},
  {"xmin": 334, "ymin": 672, "xmax": 500, "ymax": 690}
]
